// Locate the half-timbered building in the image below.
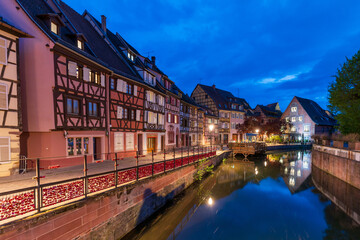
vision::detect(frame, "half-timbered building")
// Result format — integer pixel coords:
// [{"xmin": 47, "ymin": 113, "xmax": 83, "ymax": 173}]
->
[
  {"xmin": 0, "ymin": 17, "xmax": 31, "ymax": 176},
  {"xmin": 1, "ymin": 0, "xmax": 145, "ymax": 166},
  {"xmin": 89, "ymin": 15, "xmax": 167, "ymax": 154},
  {"xmin": 191, "ymin": 84, "xmax": 251, "ymax": 144},
  {"xmin": 180, "ymin": 93, "xmax": 198, "ymax": 147}
]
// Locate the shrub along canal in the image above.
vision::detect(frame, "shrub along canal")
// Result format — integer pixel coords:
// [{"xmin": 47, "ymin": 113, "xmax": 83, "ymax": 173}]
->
[{"xmin": 123, "ymin": 150, "xmax": 360, "ymax": 240}]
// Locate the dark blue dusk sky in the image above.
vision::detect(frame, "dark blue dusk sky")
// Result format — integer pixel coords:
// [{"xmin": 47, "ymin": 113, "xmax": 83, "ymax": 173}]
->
[{"xmin": 66, "ymin": 0, "xmax": 360, "ymax": 111}]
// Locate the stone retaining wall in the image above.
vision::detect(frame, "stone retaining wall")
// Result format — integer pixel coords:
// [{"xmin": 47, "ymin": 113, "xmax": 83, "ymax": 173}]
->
[
  {"xmin": 312, "ymin": 145, "xmax": 360, "ymax": 189},
  {"xmin": 0, "ymin": 151, "xmax": 230, "ymax": 240}
]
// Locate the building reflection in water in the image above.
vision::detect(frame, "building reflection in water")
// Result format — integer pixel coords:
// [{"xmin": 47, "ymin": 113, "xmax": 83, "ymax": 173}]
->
[{"xmin": 124, "ymin": 150, "xmax": 360, "ymax": 240}]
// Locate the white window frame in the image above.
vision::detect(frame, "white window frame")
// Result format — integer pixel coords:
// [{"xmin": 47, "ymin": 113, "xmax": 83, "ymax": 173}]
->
[
  {"xmin": 291, "ymin": 106, "xmax": 297, "ymax": 112},
  {"xmin": 0, "ymin": 137, "xmax": 10, "ymax": 163},
  {"xmin": 0, "ymin": 83, "xmax": 8, "ymax": 110}
]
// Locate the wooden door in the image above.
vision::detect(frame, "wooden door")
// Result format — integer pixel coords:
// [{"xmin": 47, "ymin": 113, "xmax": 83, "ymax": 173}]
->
[{"xmin": 138, "ymin": 134, "xmax": 143, "ymax": 155}]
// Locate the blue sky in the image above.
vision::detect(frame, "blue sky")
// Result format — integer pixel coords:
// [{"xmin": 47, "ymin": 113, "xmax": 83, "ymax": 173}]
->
[{"xmin": 66, "ymin": 0, "xmax": 360, "ymax": 110}]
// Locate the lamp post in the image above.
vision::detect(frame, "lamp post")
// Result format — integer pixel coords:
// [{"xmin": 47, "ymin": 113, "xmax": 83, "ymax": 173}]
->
[{"xmin": 209, "ymin": 124, "xmax": 214, "ymax": 151}]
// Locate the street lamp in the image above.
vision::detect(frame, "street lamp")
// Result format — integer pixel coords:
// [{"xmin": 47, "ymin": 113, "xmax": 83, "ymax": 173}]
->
[
  {"xmin": 255, "ymin": 129, "xmax": 260, "ymax": 141},
  {"xmin": 209, "ymin": 124, "xmax": 214, "ymax": 151}
]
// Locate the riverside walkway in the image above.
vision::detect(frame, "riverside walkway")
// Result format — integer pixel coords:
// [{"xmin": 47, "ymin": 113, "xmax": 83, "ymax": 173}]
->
[{"xmin": 0, "ymin": 146, "xmax": 221, "ymax": 193}]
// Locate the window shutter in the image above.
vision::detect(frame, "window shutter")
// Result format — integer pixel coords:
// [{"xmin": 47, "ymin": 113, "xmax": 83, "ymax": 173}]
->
[
  {"xmin": 146, "ymin": 91, "xmax": 150, "ymax": 101},
  {"xmin": 0, "ymin": 38, "xmax": 7, "ymax": 65},
  {"xmin": 0, "ymin": 84, "xmax": 8, "ymax": 110},
  {"xmin": 117, "ymin": 79, "xmax": 122, "ymax": 91},
  {"xmin": 0, "ymin": 137, "xmax": 10, "ymax": 162},
  {"xmin": 154, "ymin": 113, "xmax": 158, "ymax": 124},
  {"xmin": 122, "ymin": 81, "xmax": 127, "ymax": 93},
  {"xmin": 133, "ymin": 85, "xmax": 137, "ymax": 96},
  {"xmin": 117, "ymin": 106, "xmax": 123, "ymax": 119},
  {"xmin": 83, "ymin": 67, "xmax": 90, "ymax": 81},
  {"xmin": 68, "ymin": 61, "xmax": 77, "ymax": 76},
  {"xmin": 136, "ymin": 110, "xmax": 141, "ymax": 121},
  {"xmin": 148, "ymin": 111, "xmax": 152, "ymax": 123},
  {"xmin": 100, "ymin": 74, "xmax": 105, "ymax": 87}
]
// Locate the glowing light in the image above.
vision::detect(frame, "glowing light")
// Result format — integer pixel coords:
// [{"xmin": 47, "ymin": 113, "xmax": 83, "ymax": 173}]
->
[
  {"xmin": 280, "ymin": 159, "xmax": 283, "ymax": 164},
  {"xmin": 284, "ymin": 167, "xmax": 288, "ymax": 174},
  {"xmin": 208, "ymin": 197, "xmax": 214, "ymax": 206},
  {"xmin": 264, "ymin": 161, "xmax": 267, "ymax": 167},
  {"xmin": 209, "ymin": 124, "xmax": 214, "ymax": 131},
  {"xmin": 255, "ymin": 129, "xmax": 259, "ymax": 133},
  {"xmin": 289, "ymin": 177, "xmax": 295, "ymax": 186}
]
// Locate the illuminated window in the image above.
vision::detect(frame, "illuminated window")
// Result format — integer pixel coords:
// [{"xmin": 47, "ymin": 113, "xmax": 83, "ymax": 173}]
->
[
  {"xmin": 286, "ymin": 117, "xmax": 289, "ymax": 122},
  {"xmin": 67, "ymin": 138, "xmax": 74, "ymax": 155},
  {"xmin": 291, "ymin": 126, "xmax": 296, "ymax": 132},
  {"xmin": 297, "ymin": 169, "xmax": 301, "ymax": 177},
  {"xmin": 77, "ymin": 40, "xmax": 84, "ymax": 50},
  {"xmin": 51, "ymin": 21, "xmax": 58, "ymax": 34},
  {"xmin": 291, "ymin": 107, "xmax": 297, "ymax": 112},
  {"xmin": 298, "ymin": 116, "xmax": 303, "ymax": 122},
  {"xmin": 290, "ymin": 168, "xmax": 295, "ymax": 176},
  {"xmin": 304, "ymin": 125, "xmax": 310, "ymax": 132},
  {"xmin": 291, "ymin": 117, "xmax": 296, "ymax": 122}
]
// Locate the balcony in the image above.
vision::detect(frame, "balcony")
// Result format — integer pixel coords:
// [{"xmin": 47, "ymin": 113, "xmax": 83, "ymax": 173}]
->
[
  {"xmin": 145, "ymin": 101, "xmax": 165, "ymax": 113},
  {"xmin": 219, "ymin": 128, "xmax": 230, "ymax": 133},
  {"xmin": 144, "ymin": 123, "xmax": 165, "ymax": 131}
]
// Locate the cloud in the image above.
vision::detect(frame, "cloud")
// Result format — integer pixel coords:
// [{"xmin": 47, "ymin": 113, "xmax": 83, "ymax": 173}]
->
[{"xmin": 66, "ymin": 0, "xmax": 360, "ymax": 110}]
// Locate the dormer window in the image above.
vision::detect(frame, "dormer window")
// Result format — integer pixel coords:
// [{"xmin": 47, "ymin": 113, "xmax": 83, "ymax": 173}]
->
[
  {"xmin": 51, "ymin": 21, "xmax": 59, "ymax": 35},
  {"xmin": 77, "ymin": 39, "xmax": 84, "ymax": 50},
  {"xmin": 127, "ymin": 51, "xmax": 135, "ymax": 61}
]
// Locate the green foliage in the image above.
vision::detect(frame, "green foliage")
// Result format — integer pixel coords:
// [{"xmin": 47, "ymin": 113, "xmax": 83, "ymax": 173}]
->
[
  {"xmin": 328, "ymin": 50, "xmax": 360, "ymax": 134},
  {"xmin": 195, "ymin": 158, "xmax": 214, "ymax": 181}
]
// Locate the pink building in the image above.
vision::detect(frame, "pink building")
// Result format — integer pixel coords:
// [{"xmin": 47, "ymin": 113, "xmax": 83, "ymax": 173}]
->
[{"xmin": 0, "ymin": 17, "xmax": 31, "ymax": 176}]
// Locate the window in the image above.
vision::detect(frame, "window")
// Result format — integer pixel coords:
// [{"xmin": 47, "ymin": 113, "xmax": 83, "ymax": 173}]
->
[
  {"xmin": 291, "ymin": 117, "xmax": 296, "ymax": 122},
  {"xmin": 126, "ymin": 84, "xmax": 132, "ymax": 94},
  {"xmin": 0, "ymin": 37, "xmax": 7, "ymax": 65},
  {"xmin": 286, "ymin": 117, "xmax": 289, "ymax": 122},
  {"xmin": 127, "ymin": 51, "xmax": 135, "ymax": 61},
  {"xmin": 76, "ymin": 137, "xmax": 82, "ymax": 155},
  {"xmin": 77, "ymin": 40, "xmax": 84, "ymax": 50},
  {"xmin": 291, "ymin": 126, "xmax": 296, "ymax": 132},
  {"xmin": 168, "ymin": 113, "xmax": 172, "ymax": 123},
  {"xmin": 76, "ymin": 66, "xmax": 83, "ymax": 80},
  {"xmin": 123, "ymin": 108, "xmax": 128, "ymax": 119},
  {"xmin": 67, "ymin": 137, "xmax": 89, "ymax": 156},
  {"xmin": 67, "ymin": 98, "xmax": 80, "ymax": 115},
  {"xmin": 304, "ymin": 125, "xmax": 310, "ymax": 132},
  {"xmin": 130, "ymin": 109, "xmax": 135, "ymax": 120},
  {"xmin": 83, "ymin": 137, "xmax": 89, "ymax": 154},
  {"xmin": 291, "ymin": 107, "xmax": 297, "ymax": 112},
  {"xmin": 0, "ymin": 84, "xmax": 8, "ymax": 110},
  {"xmin": 0, "ymin": 137, "xmax": 10, "ymax": 162},
  {"xmin": 67, "ymin": 138, "xmax": 74, "ymax": 156},
  {"xmin": 51, "ymin": 21, "xmax": 58, "ymax": 35},
  {"xmin": 174, "ymin": 115, "xmax": 178, "ymax": 124},
  {"xmin": 298, "ymin": 116, "xmax": 303, "ymax": 122},
  {"xmin": 88, "ymin": 102, "xmax": 98, "ymax": 117},
  {"xmin": 110, "ymin": 79, "xmax": 115, "ymax": 90}
]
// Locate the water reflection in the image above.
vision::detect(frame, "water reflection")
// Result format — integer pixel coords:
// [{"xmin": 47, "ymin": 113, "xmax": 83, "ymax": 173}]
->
[{"xmin": 123, "ymin": 150, "xmax": 360, "ymax": 240}]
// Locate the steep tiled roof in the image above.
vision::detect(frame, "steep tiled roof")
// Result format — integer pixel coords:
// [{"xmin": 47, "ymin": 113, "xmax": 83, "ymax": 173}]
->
[
  {"xmin": 59, "ymin": 2, "xmax": 139, "ymax": 79},
  {"xmin": 295, "ymin": 96, "xmax": 336, "ymax": 126},
  {"xmin": 181, "ymin": 93, "xmax": 198, "ymax": 106},
  {"xmin": 197, "ymin": 84, "xmax": 251, "ymax": 113},
  {"xmin": 255, "ymin": 105, "xmax": 282, "ymax": 118}
]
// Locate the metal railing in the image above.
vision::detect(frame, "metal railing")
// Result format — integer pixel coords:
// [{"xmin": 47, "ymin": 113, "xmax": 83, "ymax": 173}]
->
[{"xmin": 0, "ymin": 146, "xmax": 218, "ymax": 225}]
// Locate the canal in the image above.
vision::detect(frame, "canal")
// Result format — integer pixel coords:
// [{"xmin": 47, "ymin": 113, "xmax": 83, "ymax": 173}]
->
[{"xmin": 123, "ymin": 150, "xmax": 360, "ymax": 240}]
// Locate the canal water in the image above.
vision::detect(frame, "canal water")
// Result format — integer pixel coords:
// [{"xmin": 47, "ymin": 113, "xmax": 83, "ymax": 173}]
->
[{"xmin": 123, "ymin": 150, "xmax": 360, "ymax": 240}]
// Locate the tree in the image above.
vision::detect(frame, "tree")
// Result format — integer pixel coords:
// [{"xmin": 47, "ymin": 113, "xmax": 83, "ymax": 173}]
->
[
  {"xmin": 236, "ymin": 116, "xmax": 261, "ymax": 134},
  {"xmin": 328, "ymin": 50, "xmax": 360, "ymax": 134}
]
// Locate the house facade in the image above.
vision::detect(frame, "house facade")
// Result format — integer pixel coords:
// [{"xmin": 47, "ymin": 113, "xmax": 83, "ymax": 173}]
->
[
  {"xmin": 253, "ymin": 103, "xmax": 282, "ymax": 125},
  {"xmin": 281, "ymin": 96, "xmax": 336, "ymax": 140},
  {"xmin": 0, "ymin": 18, "xmax": 31, "ymax": 176},
  {"xmin": 191, "ymin": 84, "xmax": 251, "ymax": 144}
]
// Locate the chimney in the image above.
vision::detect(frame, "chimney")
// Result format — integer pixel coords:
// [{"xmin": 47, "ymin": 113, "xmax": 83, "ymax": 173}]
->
[
  {"xmin": 101, "ymin": 15, "xmax": 107, "ymax": 33},
  {"xmin": 212, "ymin": 84, "xmax": 216, "ymax": 89},
  {"xmin": 151, "ymin": 56, "xmax": 156, "ymax": 64}
]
